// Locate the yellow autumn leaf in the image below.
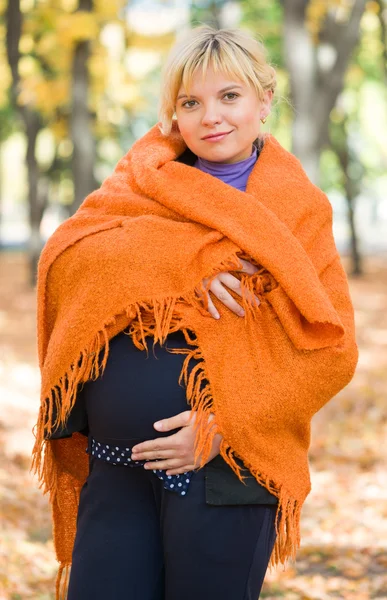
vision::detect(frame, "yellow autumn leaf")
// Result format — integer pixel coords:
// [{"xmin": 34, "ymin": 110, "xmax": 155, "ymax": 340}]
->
[
  {"xmin": 18, "ymin": 76, "xmax": 69, "ymax": 115},
  {"xmin": 127, "ymin": 32, "xmax": 176, "ymax": 52},
  {"xmin": 366, "ymin": 0, "xmax": 380, "ymax": 13},
  {"xmin": 18, "ymin": 75, "xmax": 39, "ymax": 107},
  {"xmin": 31, "ymin": 5, "xmax": 58, "ymax": 30},
  {"xmin": 42, "ymin": 40, "xmax": 72, "ymax": 73},
  {"xmin": 0, "ymin": 59, "xmax": 11, "ymax": 108},
  {"xmin": 57, "ymin": 11, "xmax": 99, "ymax": 46},
  {"xmin": 306, "ymin": 0, "xmax": 351, "ymax": 39},
  {"xmin": 35, "ymin": 31, "xmax": 58, "ymax": 58},
  {"xmin": 94, "ymin": 119, "xmax": 113, "ymax": 138},
  {"xmin": 56, "ymin": 0, "xmax": 78, "ymax": 11},
  {"xmin": 19, "ymin": 34, "xmax": 35, "ymax": 54},
  {"xmin": 94, "ymin": 0, "xmax": 125, "ymax": 21},
  {"xmin": 88, "ymin": 50, "xmax": 108, "ymax": 78},
  {"xmin": 50, "ymin": 118, "xmax": 69, "ymax": 141},
  {"xmin": 18, "ymin": 55, "xmax": 40, "ymax": 78},
  {"xmin": 112, "ymin": 82, "xmax": 141, "ymax": 108}
]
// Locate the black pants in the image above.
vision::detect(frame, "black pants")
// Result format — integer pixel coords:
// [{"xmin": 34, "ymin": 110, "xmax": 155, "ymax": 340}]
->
[
  {"xmin": 67, "ymin": 330, "xmax": 277, "ymax": 599},
  {"xmin": 67, "ymin": 455, "xmax": 277, "ymax": 600}
]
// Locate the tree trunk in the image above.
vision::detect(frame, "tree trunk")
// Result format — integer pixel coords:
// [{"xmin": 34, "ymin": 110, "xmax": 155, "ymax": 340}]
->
[
  {"xmin": 346, "ymin": 193, "xmax": 362, "ymax": 276},
  {"xmin": 70, "ymin": 0, "xmax": 97, "ymax": 214},
  {"xmin": 340, "ymin": 153, "xmax": 362, "ymax": 276},
  {"xmin": 376, "ymin": 0, "xmax": 387, "ymax": 84},
  {"xmin": 6, "ymin": 0, "xmax": 45, "ymax": 286},
  {"xmin": 330, "ymin": 117, "xmax": 363, "ymax": 276},
  {"xmin": 282, "ymin": 0, "xmax": 367, "ymax": 185},
  {"xmin": 24, "ymin": 112, "xmax": 46, "ymax": 285},
  {"xmin": 282, "ymin": 0, "xmax": 322, "ymax": 183},
  {"xmin": 0, "ymin": 141, "xmax": 3, "ymax": 249},
  {"xmin": 341, "ymin": 154, "xmax": 362, "ymax": 276}
]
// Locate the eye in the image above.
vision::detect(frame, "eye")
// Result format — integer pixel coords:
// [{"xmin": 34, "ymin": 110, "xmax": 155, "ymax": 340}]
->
[
  {"xmin": 181, "ymin": 99, "xmax": 197, "ymax": 108},
  {"xmin": 224, "ymin": 92, "xmax": 239, "ymax": 100}
]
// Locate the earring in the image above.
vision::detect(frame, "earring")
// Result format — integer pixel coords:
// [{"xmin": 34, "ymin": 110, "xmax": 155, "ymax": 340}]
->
[{"xmin": 260, "ymin": 117, "xmax": 267, "ymax": 124}]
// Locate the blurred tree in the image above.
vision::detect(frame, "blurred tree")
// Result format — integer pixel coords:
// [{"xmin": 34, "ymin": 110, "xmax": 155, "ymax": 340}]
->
[
  {"xmin": 282, "ymin": 0, "xmax": 367, "ymax": 185},
  {"xmin": 329, "ymin": 111, "xmax": 364, "ymax": 275},
  {"xmin": 191, "ymin": 0, "xmax": 226, "ymax": 27},
  {"xmin": 0, "ymin": 4, "xmax": 15, "ymax": 247},
  {"xmin": 0, "ymin": 105, "xmax": 14, "ymax": 249},
  {"xmin": 23, "ymin": 0, "xmax": 129, "ymax": 214},
  {"xmin": 241, "ymin": 0, "xmax": 375, "ymax": 274},
  {"xmin": 4, "ymin": 0, "xmax": 131, "ymax": 282},
  {"xmin": 325, "ymin": 0, "xmax": 387, "ymax": 274},
  {"xmin": 375, "ymin": 0, "xmax": 387, "ymax": 82},
  {"xmin": 6, "ymin": 0, "xmax": 46, "ymax": 283},
  {"xmin": 240, "ymin": 1, "xmax": 283, "ymax": 67},
  {"xmin": 70, "ymin": 0, "xmax": 97, "ymax": 214}
]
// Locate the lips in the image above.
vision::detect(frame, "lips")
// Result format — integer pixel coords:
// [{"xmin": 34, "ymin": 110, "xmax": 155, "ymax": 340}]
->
[{"xmin": 202, "ymin": 130, "xmax": 232, "ymax": 140}]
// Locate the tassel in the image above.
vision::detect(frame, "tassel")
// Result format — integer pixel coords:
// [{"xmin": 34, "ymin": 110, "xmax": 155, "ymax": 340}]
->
[{"xmin": 55, "ymin": 563, "xmax": 70, "ymax": 600}]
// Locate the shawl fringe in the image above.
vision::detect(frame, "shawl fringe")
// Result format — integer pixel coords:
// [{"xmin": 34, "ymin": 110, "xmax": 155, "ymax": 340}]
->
[{"xmin": 56, "ymin": 563, "xmax": 71, "ymax": 600}]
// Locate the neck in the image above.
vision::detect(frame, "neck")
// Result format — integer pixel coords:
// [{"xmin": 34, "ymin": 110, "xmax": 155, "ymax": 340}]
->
[{"xmin": 194, "ymin": 145, "xmax": 258, "ymax": 192}]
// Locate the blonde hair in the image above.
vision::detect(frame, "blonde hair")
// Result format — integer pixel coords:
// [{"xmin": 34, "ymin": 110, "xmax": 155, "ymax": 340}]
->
[{"xmin": 158, "ymin": 25, "xmax": 277, "ymax": 136}]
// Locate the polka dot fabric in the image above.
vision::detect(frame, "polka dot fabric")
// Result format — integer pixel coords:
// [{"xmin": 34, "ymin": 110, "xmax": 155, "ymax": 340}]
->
[{"xmin": 86, "ymin": 437, "xmax": 192, "ymax": 496}]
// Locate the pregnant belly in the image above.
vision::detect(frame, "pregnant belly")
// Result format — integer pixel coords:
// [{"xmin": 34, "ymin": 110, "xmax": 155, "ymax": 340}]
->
[{"xmin": 82, "ymin": 329, "xmax": 201, "ymax": 444}]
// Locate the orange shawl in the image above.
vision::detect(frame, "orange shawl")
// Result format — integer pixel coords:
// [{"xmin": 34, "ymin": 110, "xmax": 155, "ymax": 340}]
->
[{"xmin": 32, "ymin": 122, "xmax": 358, "ymax": 598}]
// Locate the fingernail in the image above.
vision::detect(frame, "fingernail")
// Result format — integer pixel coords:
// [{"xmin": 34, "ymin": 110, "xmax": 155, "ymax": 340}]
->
[
  {"xmin": 238, "ymin": 310, "xmax": 245, "ymax": 317},
  {"xmin": 154, "ymin": 421, "xmax": 162, "ymax": 430},
  {"xmin": 213, "ymin": 313, "xmax": 220, "ymax": 319}
]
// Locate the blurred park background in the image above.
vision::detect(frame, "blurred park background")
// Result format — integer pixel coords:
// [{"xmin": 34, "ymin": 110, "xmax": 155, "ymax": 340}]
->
[{"xmin": 0, "ymin": 0, "xmax": 386, "ymax": 598}]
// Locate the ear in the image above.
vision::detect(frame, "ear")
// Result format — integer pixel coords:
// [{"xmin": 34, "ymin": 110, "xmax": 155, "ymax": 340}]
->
[
  {"xmin": 260, "ymin": 89, "xmax": 273, "ymax": 120},
  {"xmin": 263, "ymin": 89, "xmax": 273, "ymax": 110}
]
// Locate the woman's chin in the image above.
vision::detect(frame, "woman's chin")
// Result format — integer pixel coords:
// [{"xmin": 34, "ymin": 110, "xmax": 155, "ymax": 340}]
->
[{"xmin": 198, "ymin": 146, "xmax": 241, "ymax": 163}]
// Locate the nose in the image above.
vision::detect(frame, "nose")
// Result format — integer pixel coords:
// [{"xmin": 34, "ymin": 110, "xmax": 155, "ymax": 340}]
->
[{"xmin": 201, "ymin": 103, "xmax": 223, "ymax": 127}]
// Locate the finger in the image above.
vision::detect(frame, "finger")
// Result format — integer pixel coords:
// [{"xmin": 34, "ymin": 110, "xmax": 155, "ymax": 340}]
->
[
  {"xmin": 131, "ymin": 438, "xmax": 172, "ymax": 454},
  {"xmin": 210, "ymin": 279, "xmax": 245, "ymax": 317},
  {"xmin": 205, "ymin": 291, "xmax": 221, "ymax": 319},
  {"xmin": 197, "ymin": 282, "xmax": 219, "ymax": 318},
  {"xmin": 131, "ymin": 448, "xmax": 176, "ymax": 461},
  {"xmin": 218, "ymin": 272, "xmax": 260, "ymax": 307},
  {"xmin": 237, "ymin": 258, "xmax": 260, "ymax": 275},
  {"xmin": 165, "ymin": 466, "xmax": 195, "ymax": 476},
  {"xmin": 143, "ymin": 458, "xmax": 185, "ymax": 471},
  {"xmin": 217, "ymin": 272, "xmax": 243, "ymax": 293},
  {"xmin": 154, "ymin": 410, "xmax": 193, "ymax": 432}
]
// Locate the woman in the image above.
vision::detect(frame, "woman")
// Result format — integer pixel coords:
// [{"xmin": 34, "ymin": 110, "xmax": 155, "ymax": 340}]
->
[{"xmin": 32, "ymin": 25, "xmax": 358, "ymax": 600}]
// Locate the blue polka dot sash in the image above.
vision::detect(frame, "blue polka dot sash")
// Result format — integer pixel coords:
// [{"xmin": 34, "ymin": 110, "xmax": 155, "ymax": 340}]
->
[{"xmin": 86, "ymin": 436, "xmax": 193, "ymax": 496}]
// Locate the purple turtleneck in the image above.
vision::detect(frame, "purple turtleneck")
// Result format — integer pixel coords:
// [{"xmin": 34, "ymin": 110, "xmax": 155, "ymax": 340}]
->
[{"xmin": 193, "ymin": 144, "xmax": 257, "ymax": 191}]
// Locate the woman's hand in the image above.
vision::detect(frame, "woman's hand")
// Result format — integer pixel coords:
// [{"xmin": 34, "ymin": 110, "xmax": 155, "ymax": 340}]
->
[
  {"xmin": 202, "ymin": 258, "xmax": 261, "ymax": 319},
  {"xmin": 131, "ymin": 410, "xmax": 222, "ymax": 475}
]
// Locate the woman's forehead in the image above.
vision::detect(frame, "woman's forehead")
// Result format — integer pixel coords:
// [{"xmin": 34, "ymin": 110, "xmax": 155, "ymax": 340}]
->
[{"xmin": 177, "ymin": 68, "xmax": 247, "ymax": 94}]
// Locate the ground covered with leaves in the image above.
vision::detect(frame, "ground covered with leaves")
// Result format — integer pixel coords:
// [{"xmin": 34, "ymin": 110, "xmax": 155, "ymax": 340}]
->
[{"xmin": 0, "ymin": 252, "xmax": 386, "ymax": 600}]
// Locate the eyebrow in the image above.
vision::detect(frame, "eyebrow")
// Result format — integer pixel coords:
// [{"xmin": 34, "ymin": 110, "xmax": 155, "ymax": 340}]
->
[{"xmin": 176, "ymin": 84, "xmax": 243, "ymax": 101}]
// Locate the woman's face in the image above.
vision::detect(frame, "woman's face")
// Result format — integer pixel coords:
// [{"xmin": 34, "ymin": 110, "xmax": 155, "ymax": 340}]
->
[{"xmin": 175, "ymin": 66, "xmax": 272, "ymax": 164}]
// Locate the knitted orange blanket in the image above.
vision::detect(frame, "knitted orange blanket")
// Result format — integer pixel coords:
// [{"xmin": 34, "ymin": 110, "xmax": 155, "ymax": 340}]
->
[{"xmin": 32, "ymin": 122, "xmax": 358, "ymax": 598}]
